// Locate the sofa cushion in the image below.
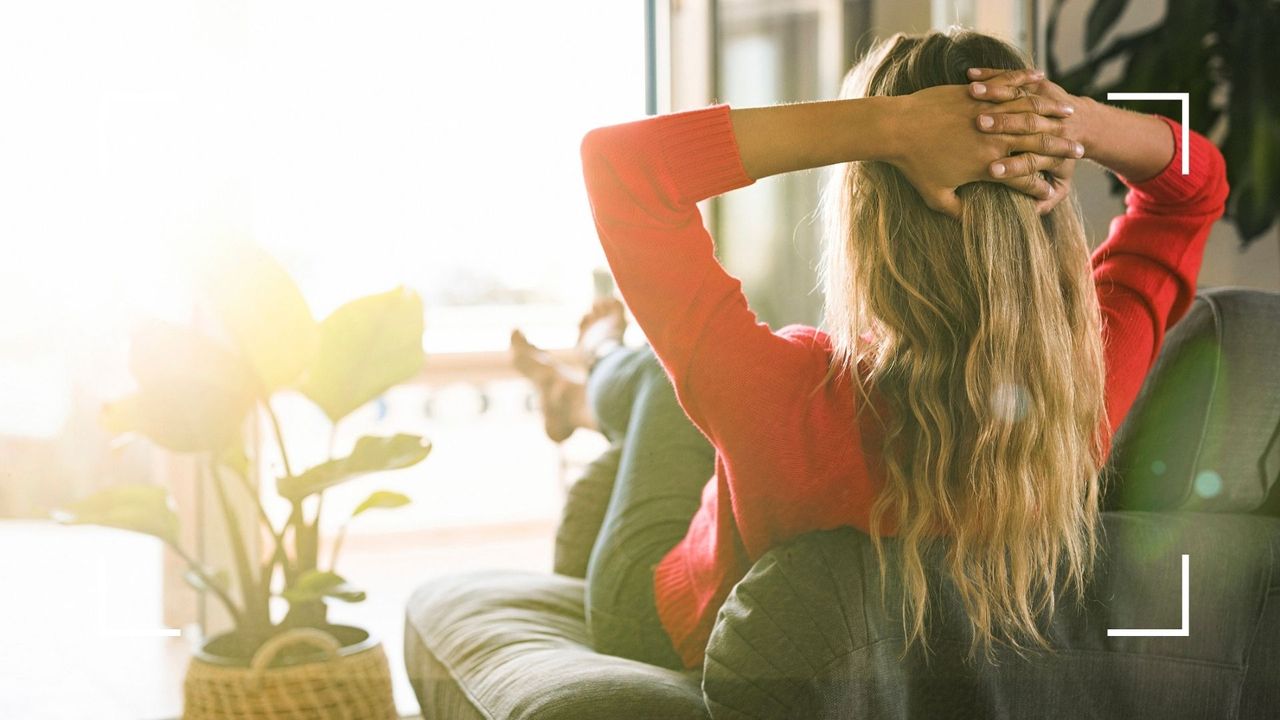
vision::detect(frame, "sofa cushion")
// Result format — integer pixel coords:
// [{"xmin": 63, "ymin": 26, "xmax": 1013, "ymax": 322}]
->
[
  {"xmin": 404, "ymin": 570, "xmax": 708, "ymax": 720},
  {"xmin": 704, "ymin": 512, "xmax": 1280, "ymax": 719},
  {"xmin": 1108, "ymin": 288, "xmax": 1280, "ymax": 512}
]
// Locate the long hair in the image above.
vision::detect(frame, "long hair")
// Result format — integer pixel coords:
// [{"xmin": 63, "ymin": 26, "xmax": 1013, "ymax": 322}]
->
[{"xmin": 820, "ymin": 30, "xmax": 1108, "ymax": 659}]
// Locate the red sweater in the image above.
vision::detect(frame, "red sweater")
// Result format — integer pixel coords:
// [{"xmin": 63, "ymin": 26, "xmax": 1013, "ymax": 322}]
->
[{"xmin": 580, "ymin": 105, "xmax": 1228, "ymax": 669}]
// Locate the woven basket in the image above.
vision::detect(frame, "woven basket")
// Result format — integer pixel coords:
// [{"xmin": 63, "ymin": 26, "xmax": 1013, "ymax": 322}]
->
[{"xmin": 183, "ymin": 626, "xmax": 397, "ymax": 720}]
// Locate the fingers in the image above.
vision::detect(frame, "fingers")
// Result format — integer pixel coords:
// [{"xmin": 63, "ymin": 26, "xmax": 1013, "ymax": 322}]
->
[
  {"xmin": 976, "ymin": 94, "xmax": 1075, "ymax": 124},
  {"xmin": 968, "ymin": 68, "xmax": 1045, "ymax": 103},
  {"xmin": 976, "ymin": 111, "xmax": 1064, "ymax": 135},
  {"xmin": 1029, "ymin": 188, "xmax": 1070, "ymax": 212},
  {"xmin": 1033, "ymin": 180, "xmax": 1071, "ymax": 215},
  {"xmin": 1003, "ymin": 133, "xmax": 1085, "ymax": 160},
  {"xmin": 989, "ymin": 152, "xmax": 1069, "ymax": 182},
  {"xmin": 966, "ymin": 67, "xmax": 1044, "ymax": 84},
  {"xmin": 966, "ymin": 68, "xmax": 1010, "ymax": 80},
  {"xmin": 995, "ymin": 171, "xmax": 1055, "ymax": 201}
]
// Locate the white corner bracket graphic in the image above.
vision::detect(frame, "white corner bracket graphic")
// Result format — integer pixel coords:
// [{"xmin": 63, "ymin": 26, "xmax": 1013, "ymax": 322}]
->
[
  {"xmin": 1107, "ymin": 554, "xmax": 1190, "ymax": 637},
  {"xmin": 1105, "ymin": 92, "xmax": 1190, "ymax": 175}
]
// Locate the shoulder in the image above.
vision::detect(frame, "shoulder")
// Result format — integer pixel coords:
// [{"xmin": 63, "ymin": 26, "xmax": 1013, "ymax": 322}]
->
[{"xmin": 776, "ymin": 324, "xmax": 835, "ymax": 356}]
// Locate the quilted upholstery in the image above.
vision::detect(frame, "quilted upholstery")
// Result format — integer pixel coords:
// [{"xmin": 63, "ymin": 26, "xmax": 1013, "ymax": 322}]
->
[
  {"xmin": 1107, "ymin": 288, "xmax": 1280, "ymax": 512},
  {"xmin": 404, "ymin": 570, "xmax": 708, "ymax": 720},
  {"xmin": 704, "ymin": 513, "xmax": 1280, "ymax": 719}
]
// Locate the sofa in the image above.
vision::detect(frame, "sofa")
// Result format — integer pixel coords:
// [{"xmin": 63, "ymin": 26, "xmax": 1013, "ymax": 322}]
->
[{"xmin": 404, "ymin": 288, "xmax": 1280, "ymax": 719}]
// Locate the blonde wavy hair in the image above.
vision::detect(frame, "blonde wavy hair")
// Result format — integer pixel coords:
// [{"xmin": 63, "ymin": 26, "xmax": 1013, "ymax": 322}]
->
[{"xmin": 821, "ymin": 30, "xmax": 1108, "ymax": 659}]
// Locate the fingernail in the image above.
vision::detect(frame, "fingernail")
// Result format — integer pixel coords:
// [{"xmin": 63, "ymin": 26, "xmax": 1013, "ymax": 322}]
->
[
  {"xmin": 972, "ymin": 83, "xmax": 986, "ymax": 96},
  {"xmin": 978, "ymin": 114, "xmax": 994, "ymax": 129},
  {"xmin": 1063, "ymin": 105, "xmax": 1075, "ymax": 116},
  {"xmin": 967, "ymin": 68, "xmax": 981, "ymax": 77},
  {"xmin": 1030, "ymin": 70, "xmax": 1045, "ymax": 79},
  {"xmin": 1074, "ymin": 143, "xmax": 1085, "ymax": 157},
  {"xmin": 991, "ymin": 162, "xmax": 1006, "ymax": 177}
]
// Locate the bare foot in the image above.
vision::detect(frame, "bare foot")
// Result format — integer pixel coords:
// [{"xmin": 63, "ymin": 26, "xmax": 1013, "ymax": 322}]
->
[
  {"xmin": 576, "ymin": 298, "xmax": 627, "ymax": 368},
  {"xmin": 510, "ymin": 330, "xmax": 595, "ymax": 443}
]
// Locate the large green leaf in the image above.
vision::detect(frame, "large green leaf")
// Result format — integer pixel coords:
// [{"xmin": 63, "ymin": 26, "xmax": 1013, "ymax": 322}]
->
[
  {"xmin": 201, "ymin": 240, "xmax": 318, "ymax": 391},
  {"xmin": 301, "ymin": 287, "xmax": 425, "ymax": 421},
  {"xmin": 105, "ymin": 321, "xmax": 255, "ymax": 452},
  {"xmin": 277, "ymin": 434, "xmax": 432, "ymax": 501},
  {"xmin": 55, "ymin": 485, "xmax": 180, "ymax": 546},
  {"xmin": 281, "ymin": 570, "xmax": 366, "ymax": 604},
  {"xmin": 1053, "ymin": 0, "xmax": 1280, "ymax": 245},
  {"xmin": 1084, "ymin": 0, "xmax": 1129, "ymax": 53},
  {"xmin": 352, "ymin": 490, "xmax": 412, "ymax": 518}
]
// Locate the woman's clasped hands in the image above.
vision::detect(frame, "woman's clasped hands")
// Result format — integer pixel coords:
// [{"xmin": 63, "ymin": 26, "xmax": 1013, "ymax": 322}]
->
[{"xmin": 886, "ymin": 67, "xmax": 1089, "ymax": 217}]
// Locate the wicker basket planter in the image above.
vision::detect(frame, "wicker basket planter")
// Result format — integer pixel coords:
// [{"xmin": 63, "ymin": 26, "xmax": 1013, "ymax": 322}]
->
[{"xmin": 183, "ymin": 625, "xmax": 397, "ymax": 720}]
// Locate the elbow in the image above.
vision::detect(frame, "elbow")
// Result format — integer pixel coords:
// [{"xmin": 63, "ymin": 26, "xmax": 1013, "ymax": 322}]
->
[
  {"xmin": 579, "ymin": 126, "xmax": 614, "ymax": 194},
  {"xmin": 583, "ymin": 126, "xmax": 616, "ymax": 198},
  {"xmin": 1191, "ymin": 135, "xmax": 1230, "ymax": 214},
  {"xmin": 579, "ymin": 126, "xmax": 606, "ymax": 164}
]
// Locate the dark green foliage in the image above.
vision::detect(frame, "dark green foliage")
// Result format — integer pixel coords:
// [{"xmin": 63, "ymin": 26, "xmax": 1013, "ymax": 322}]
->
[{"xmin": 1047, "ymin": 0, "xmax": 1280, "ymax": 244}]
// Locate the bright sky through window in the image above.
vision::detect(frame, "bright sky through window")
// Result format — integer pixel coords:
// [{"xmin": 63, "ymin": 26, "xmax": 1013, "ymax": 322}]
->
[{"xmin": 0, "ymin": 1, "xmax": 644, "ymax": 436}]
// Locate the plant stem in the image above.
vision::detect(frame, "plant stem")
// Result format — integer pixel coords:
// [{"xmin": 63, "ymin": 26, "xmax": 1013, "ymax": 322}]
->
[
  {"xmin": 263, "ymin": 398, "xmax": 299, "ymax": 584},
  {"xmin": 226, "ymin": 464, "xmax": 289, "ymax": 599},
  {"xmin": 316, "ymin": 421, "xmax": 341, "ymax": 570},
  {"xmin": 328, "ymin": 522, "xmax": 349, "ymax": 572},
  {"xmin": 264, "ymin": 399, "xmax": 295, "ymax": 480},
  {"xmin": 171, "ymin": 544, "xmax": 243, "ymax": 627},
  {"xmin": 209, "ymin": 460, "xmax": 267, "ymax": 632},
  {"xmin": 228, "ymin": 463, "xmax": 286, "ymax": 550}
]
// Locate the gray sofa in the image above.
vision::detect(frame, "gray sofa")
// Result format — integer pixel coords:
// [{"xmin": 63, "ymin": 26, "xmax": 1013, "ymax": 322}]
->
[{"xmin": 404, "ymin": 288, "xmax": 1280, "ymax": 719}]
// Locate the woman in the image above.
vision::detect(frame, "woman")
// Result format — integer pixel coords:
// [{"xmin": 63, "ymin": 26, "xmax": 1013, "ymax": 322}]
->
[{"xmin": 527, "ymin": 29, "xmax": 1227, "ymax": 672}]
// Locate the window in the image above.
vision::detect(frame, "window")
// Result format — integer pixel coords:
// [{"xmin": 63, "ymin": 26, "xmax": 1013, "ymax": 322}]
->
[
  {"xmin": 713, "ymin": 0, "xmax": 854, "ymax": 329},
  {"xmin": 1, "ymin": 3, "xmax": 642, "ymax": 712}
]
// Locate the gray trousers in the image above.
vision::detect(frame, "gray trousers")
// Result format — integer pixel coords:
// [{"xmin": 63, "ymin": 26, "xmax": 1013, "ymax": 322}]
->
[{"xmin": 582, "ymin": 346, "xmax": 716, "ymax": 670}]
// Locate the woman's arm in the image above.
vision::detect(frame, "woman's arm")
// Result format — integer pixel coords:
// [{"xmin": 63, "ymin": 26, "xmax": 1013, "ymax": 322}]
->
[
  {"xmin": 729, "ymin": 82, "xmax": 1082, "ymax": 215},
  {"xmin": 729, "ymin": 97, "xmax": 898, "ymax": 179},
  {"xmin": 1077, "ymin": 100, "xmax": 1175, "ymax": 182}
]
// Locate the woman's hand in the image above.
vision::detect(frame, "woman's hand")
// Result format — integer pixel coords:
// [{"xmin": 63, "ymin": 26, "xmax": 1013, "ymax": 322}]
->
[
  {"xmin": 965, "ymin": 68, "xmax": 1087, "ymax": 214},
  {"xmin": 887, "ymin": 75, "xmax": 1083, "ymax": 217},
  {"xmin": 968, "ymin": 66, "xmax": 1176, "ymax": 184}
]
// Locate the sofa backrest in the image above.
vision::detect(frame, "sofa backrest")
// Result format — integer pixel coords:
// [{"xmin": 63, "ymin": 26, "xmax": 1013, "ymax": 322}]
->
[
  {"xmin": 1106, "ymin": 288, "xmax": 1280, "ymax": 513},
  {"xmin": 704, "ymin": 514, "xmax": 1280, "ymax": 719}
]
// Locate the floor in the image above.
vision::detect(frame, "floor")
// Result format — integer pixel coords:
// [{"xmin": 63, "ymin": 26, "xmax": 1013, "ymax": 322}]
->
[{"xmin": 0, "ymin": 519, "xmax": 555, "ymax": 719}]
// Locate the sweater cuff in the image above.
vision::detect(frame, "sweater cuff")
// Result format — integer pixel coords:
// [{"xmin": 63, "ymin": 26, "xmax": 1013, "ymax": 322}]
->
[
  {"xmin": 653, "ymin": 104, "xmax": 755, "ymax": 205},
  {"xmin": 652, "ymin": 544, "xmax": 707, "ymax": 669},
  {"xmin": 1121, "ymin": 115, "xmax": 1210, "ymax": 204}
]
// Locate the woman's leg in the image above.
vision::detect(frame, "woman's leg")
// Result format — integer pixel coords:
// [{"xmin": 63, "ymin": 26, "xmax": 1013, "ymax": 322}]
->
[{"xmin": 583, "ymin": 345, "xmax": 715, "ymax": 669}]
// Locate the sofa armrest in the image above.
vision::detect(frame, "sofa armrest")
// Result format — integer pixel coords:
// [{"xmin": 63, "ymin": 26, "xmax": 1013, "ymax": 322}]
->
[{"xmin": 703, "ymin": 513, "xmax": 1280, "ymax": 720}]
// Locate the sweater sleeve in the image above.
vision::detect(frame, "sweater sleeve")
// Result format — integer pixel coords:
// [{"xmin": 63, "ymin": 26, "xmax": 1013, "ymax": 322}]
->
[
  {"xmin": 1091, "ymin": 115, "xmax": 1229, "ymax": 436},
  {"xmin": 579, "ymin": 104, "xmax": 831, "ymax": 443}
]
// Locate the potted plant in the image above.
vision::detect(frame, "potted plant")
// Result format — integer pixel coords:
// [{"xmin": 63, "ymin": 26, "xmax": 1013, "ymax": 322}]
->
[
  {"xmin": 57, "ymin": 241, "xmax": 429, "ymax": 719},
  {"xmin": 1046, "ymin": 0, "xmax": 1280, "ymax": 243}
]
